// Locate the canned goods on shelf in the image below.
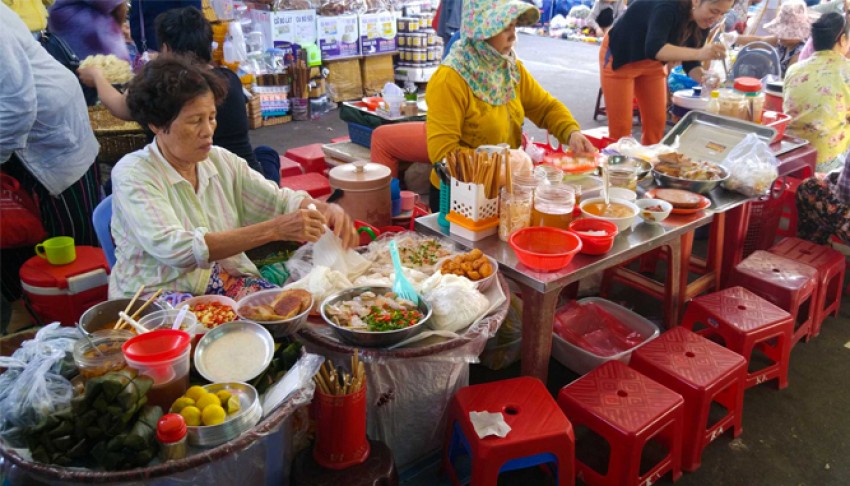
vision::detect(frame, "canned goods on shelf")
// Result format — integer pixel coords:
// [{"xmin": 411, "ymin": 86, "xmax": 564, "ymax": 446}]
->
[
  {"xmin": 397, "ymin": 34, "xmax": 407, "ymax": 47},
  {"xmin": 408, "ymin": 32, "xmax": 426, "ymax": 48},
  {"xmin": 422, "ymin": 28, "xmax": 437, "ymax": 46},
  {"xmin": 412, "ymin": 48, "xmax": 427, "ymax": 65}
]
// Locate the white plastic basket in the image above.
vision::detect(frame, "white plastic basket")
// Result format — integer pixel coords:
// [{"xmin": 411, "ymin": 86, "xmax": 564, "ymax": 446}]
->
[{"xmin": 449, "ymin": 177, "xmax": 498, "ymax": 222}]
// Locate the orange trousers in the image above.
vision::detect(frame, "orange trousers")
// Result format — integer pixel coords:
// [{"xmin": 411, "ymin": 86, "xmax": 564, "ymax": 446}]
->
[
  {"xmin": 599, "ymin": 35, "xmax": 668, "ymax": 145},
  {"xmin": 369, "ymin": 121, "xmax": 429, "ymax": 178}
]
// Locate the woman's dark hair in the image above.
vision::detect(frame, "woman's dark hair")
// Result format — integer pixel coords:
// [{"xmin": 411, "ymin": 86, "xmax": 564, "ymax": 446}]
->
[
  {"xmin": 811, "ymin": 12, "xmax": 849, "ymax": 51},
  {"xmin": 674, "ymin": 0, "xmax": 724, "ymax": 48},
  {"xmin": 127, "ymin": 55, "xmax": 227, "ymax": 131},
  {"xmin": 155, "ymin": 7, "xmax": 213, "ymax": 63},
  {"xmin": 597, "ymin": 8, "xmax": 615, "ymax": 29}
]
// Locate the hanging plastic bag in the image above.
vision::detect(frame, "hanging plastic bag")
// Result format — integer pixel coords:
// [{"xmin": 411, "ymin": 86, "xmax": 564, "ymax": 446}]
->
[{"xmin": 720, "ymin": 133, "xmax": 779, "ymax": 197}]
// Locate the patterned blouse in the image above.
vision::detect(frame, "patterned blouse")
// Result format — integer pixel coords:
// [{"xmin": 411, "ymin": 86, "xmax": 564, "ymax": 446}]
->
[{"xmin": 783, "ymin": 51, "xmax": 850, "ymax": 171}]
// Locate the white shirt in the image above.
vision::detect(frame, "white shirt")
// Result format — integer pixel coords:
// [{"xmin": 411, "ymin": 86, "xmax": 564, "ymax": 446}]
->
[{"xmin": 0, "ymin": 3, "xmax": 99, "ymax": 196}]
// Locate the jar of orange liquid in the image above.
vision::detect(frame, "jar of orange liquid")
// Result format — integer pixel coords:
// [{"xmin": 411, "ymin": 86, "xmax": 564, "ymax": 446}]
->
[{"xmin": 531, "ymin": 184, "xmax": 575, "ymax": 229}]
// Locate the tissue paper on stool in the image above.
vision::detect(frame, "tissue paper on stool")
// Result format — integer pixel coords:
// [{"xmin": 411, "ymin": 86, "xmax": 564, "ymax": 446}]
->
[{"xmin": 469, "ymin": 411, "xmax": 512, "ymax": 439}]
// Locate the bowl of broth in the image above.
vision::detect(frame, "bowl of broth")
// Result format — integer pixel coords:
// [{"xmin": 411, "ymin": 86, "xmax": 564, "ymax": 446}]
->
[{"xmin": 579, "ymin": 197, "xmax": 639, "ymax": 232}]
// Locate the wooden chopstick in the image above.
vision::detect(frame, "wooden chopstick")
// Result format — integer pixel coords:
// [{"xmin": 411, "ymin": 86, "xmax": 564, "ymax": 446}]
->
[{"xmin": 115, "ymin": 284, "xmax": 145, "ymax": 329}]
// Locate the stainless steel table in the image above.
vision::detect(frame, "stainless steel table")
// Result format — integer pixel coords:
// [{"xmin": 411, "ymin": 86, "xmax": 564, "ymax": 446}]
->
[{"xmin": 416, "ymin": 210, "xmax": 714, "ymax": 382}]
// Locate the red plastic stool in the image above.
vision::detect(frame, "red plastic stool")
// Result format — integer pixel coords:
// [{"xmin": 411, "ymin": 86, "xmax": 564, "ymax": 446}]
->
[
  {"xmin": 630, "ymin": 327, "xmax": 746, "ymax": 473},
  {"xmin": 285, "ymin": 143, "xmax": 327, "ymax": 174},
  {"xmin": 280, "ymin": 172, "xmax": 331, "ymax": 198},
  {"xmin": 776, "ymin": 177, "xmax": 801, "ymax": 238},
  {"xmin": 681, "ymin": 286, "xmax": 794, "ymax": 390},
  {"xmin": 557, "ymin": 360, "xmax": 683, "ymax": 486},
  {"xmin": 444, "ymin": 377, "xmax": 575, "ymax": 486},
  {"xmin": 768, "ymin": 237, "xmax": 846, "ymax": 338},
  {"xmin": 279, "ymin": 155, "xmax": 304, "ymax": 179},
  {"xmin": 728, "ymin": 250, "xmax": 818, "ymax": 346}
]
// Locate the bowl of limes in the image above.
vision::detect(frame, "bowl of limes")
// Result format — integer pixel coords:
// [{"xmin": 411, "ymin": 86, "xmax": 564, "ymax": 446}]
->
[{"xmin": 170, "ymin": 382, "xmax": 261, "ymax": 447}]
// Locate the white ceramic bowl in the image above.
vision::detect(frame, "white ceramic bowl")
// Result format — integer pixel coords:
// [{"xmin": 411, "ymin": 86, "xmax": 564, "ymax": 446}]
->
[
  {"xmin": 181, "ymin": 295, "xmax": 238, "ymax": 331},
  {"xmin": 608, "ymin": 187, "xmax": 637, "ymax": 202},
  {"xmin": 635, "ymin": 199, "xmax": 673, "ymax": 224},
  {"xmin": 579, "ymin": 197, "xmax": 639, "ymax": 232}
]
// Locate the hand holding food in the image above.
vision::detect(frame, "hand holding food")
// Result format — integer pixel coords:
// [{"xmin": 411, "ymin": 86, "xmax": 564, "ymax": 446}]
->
[
  {"xmin": 79, "ymin": 54, "xmax": 133, "ymax": 84},
  {"xmin": 322, "ymin": 203, "xmax": 359, "ymax": 249},
  {"xmin": 568, "ymin": 131, "xmax": 598, "ymax": 154}
]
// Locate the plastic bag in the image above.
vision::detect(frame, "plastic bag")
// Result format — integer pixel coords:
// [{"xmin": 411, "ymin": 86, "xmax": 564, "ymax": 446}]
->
[
  {"xmin": 420, "ymin": 274, "xmax": 490, "ymax": 333},
  {"xmin": 524, "ymin": 136, "xmax": 546, "ymax": 164},
  {"xmin": 721, "ymin": 133, "xmax": 779, "ymax": 197},
  {"xmin": 0, "ymin": 323, "xmax": 79, "ymax": 447},
  {"xmin": 606, "ymin": 136, "xmax": 676, "ymax": 162}
]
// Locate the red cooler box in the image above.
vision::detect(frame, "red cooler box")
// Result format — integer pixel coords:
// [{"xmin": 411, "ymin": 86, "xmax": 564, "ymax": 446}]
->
[{"xmin": 20, "ymin": 246, "xmax": 110, "ymax": 326}]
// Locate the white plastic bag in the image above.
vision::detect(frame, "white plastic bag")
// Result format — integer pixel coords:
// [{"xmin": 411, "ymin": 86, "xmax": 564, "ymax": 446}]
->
[{"xmin": 721, "ymin": 133, "xmax": 779, "ymax": 197}]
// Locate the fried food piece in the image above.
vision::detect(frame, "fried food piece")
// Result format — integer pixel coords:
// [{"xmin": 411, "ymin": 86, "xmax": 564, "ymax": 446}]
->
[{"xmin": 653, "ymin": 188, "xmax": 704, "ymax": 209}]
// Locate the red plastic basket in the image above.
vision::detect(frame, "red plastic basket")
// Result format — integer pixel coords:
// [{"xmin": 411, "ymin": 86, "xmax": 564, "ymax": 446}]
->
[{"xmin": 742, "ymin": 178, "xmax": 786, "ymax": 257}]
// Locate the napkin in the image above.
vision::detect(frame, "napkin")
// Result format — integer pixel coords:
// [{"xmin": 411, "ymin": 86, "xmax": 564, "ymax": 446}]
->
[{"xmin": 469, "ymin": 411, "xmax": 512, "ymax": 439}]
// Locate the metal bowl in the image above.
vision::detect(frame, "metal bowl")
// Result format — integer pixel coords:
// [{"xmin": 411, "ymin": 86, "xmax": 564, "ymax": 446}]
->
[
  {"xmin": 186, "ymin": 382, "xmax": 262, "ymax": 447},
  {"xmin": 607, "ymin": 156, "xmax": 652, "ymax": 181},
  {"xmin": 320, "ymin": 286, "xmax": 432, "ymax": 348},
  {"xmin": 651, "ymin": 165, "xmax": 730, "ymax": 195},
  {"xmin": 194, "ymin": 321, "xmax": 274, "ymax": 383},
  {"xmin": 435, "ymin": 255, "xmax": 500, "ymax": 292},
  {"xmin": 236, "ymin": 288, "xmax": 313, "ymax": 337},
  {"xmin": 77, "ymin": 299, "xmax": 165, "ymax": 336}
]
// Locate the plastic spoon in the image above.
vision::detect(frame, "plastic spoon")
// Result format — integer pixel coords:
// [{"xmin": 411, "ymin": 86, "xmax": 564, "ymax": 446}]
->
[
  {"xmin": 118, "ymin": 311, "xmax": 149, "ymax": 334},
  {"xmin": 602, "ymin": 157, "xmax": 610, "ymax": 207},
  {"xmin": 172, "ymin": 304, "xmax": 189, "ymax": 330},
  {"xmin": 389, "ymin": 240, "xmax": 419, "ymax": 305}
]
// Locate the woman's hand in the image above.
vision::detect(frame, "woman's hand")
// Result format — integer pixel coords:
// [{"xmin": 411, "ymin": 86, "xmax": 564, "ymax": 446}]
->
[
  {"xmin": 271, "ymin": 209, "xmax": 327, "ymax": 243},
  {"xmin": 78, "ymin": 66, "xmax": 105, "ymax": 88},
  {"xmin": 698, "ymin": 43, "xmax": 727, "ymax": 62},
  {"xmin": 322, "ymin": 203, "xmax": 359, "ymax": 249},
  {"xmin": 568, "ymin": 131, "xmax": 597, "ymax": 154}
]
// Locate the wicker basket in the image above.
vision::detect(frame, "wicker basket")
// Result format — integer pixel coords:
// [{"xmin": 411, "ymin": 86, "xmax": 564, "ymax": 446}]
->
[{"xmin": 88, "ymin": 106, "xmax": 148, "ymax": 164}]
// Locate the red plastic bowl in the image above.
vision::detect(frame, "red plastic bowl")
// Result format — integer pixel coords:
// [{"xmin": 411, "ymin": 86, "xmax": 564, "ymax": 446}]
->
[
  {"xmin": 362, "ymin": 96, "xmax": 384, "ymax": 111},
  {"xmin": 509, "ymin": 227, "xmax": 582, "ymax": 272},
  {"xmin": 569, "ymin": 218, "xmax": 618, "ymax": 255}
]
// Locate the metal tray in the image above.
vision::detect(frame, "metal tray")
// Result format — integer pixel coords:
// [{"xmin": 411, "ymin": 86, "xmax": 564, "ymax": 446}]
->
[
  {"xmin": 661, "ymin": 111, "xmax": 777, "ymax": 164},
  {"xmin": 194, "ymin": 321, "xmax": 274, "ymax": 383}
]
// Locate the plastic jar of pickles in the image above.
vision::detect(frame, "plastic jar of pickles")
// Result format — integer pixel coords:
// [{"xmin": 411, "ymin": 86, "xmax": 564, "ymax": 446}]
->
[
  {"xmin": 73, "ymin": 329, "xmax": 134, "ymax": 378},
  {"xmin": 499, "ymin": 187, "xmax": 533, "ymax": 241},
  {"xmin": 531, "ymin": 183, "xmax": 575, "ymax": 229},
  {"xmin": 733, "ymin": 77, "xmax": 765, "ymax": 123}
]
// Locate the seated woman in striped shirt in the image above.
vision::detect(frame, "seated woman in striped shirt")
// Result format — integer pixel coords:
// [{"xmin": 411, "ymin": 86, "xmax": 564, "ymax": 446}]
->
[{"xmin": 108, "ymin": 55, "xmax": 357, "ymax": 300}]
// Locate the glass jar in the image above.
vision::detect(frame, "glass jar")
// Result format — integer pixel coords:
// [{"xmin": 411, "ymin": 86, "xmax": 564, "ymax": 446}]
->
[
  {"xmin": 734, "ymin": 77, "xmax": 765, "ymax": 123},
  {"xmin": 531, "ymin": 184, "xmax": 575, "ymax": 229},
  {"xmin": 512, "ymin": 170, "xmax": 538, "ymax": 195},
  {"xmin": 499, "ymin": 187, "xmax": 532, "ymax": 241},
  {"xmin": 607, "ymin": 166, "xmax": 638, "ymax": 191},
  {"xmin": 718, "ymin": 89, "xmax": 747, "ymax": 120},
  {"xmin": 534, "ymin": 164, "xmax": 564, "ymax": 185}
]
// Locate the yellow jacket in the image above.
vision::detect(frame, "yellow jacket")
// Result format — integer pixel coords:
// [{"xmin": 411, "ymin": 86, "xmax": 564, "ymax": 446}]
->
[
  {"xmin": 425, "ymin": 60, "xmax": 580, "ymax": 187},
  {"xmin": 3, "ymin": 0, "xmax": 52, "ymax": 32}
]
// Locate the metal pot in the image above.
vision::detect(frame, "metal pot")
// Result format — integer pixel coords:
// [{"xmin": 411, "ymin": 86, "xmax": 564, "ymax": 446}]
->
[
  {"xmin": 77, "ymin": 298, "xmax": 165, "ymax": 336},
  {"xmin": 329, "ymin": 160, "xmax": 392, "ymax": 228}
]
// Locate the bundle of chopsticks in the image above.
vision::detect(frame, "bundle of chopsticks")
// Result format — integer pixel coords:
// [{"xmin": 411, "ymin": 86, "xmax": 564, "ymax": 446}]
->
[
  {"xmin": 113, "ymin": 284, "xmax": 163, "ymax": 331},
  {"xmin": 291, "ymin": 59, "xmax": 310, "ymax": 100},
  {"xmin": 313, "ymin": 350, "xmax": 366, "ymax": 396},
  {"xmin": 444, "ymin": 148, "xmax": 502, "ymax": 199}
]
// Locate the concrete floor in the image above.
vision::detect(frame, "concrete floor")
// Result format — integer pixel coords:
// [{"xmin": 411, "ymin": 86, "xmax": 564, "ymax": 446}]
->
[{"xmin": 249, "ymin": 34, "xmax": 850, "ymax": 485}]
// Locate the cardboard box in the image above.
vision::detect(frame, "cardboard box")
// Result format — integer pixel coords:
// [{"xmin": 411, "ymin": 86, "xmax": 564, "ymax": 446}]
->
[
  {"xmin": 360, "ymin": 54, "xmax": 395, "ymax": 96},
  {"xmin": 250, "ymin": 9, "xmax": 317, "ymax": 49},
  {"xmin": 358, "ymin": 12, "xmax": 397, "ymax": 55},
  {"xmin": 326, "ymin": 58, "xmax": 363, "ymax": 102},
  {"xmin": 317, "ymin": 14, "xmax": 360, "ymax": 60}
]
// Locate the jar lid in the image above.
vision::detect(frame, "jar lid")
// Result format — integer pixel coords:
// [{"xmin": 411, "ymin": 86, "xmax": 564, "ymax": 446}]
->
[
  {"xmin": 733, "ymin": 77, "xmax": 761, "ymax": 93},
  {"xmin": 157, "ymin": 413, "xmax": 187, "ymax": 443},
  {"xmin": 329, "ymin": 160, "xmax": 392, "ymax": 192},
  {"xmin": 122, "ymin": 329, "xmax": 190, "ymax": 363}
]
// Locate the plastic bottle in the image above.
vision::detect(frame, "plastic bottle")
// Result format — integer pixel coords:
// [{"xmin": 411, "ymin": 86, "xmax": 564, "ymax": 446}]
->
[
  {"xmin": 706, "ymin": 90, "xmax": 720, "ymax": 114},
  {"xmin": 157, "ymin": 413, "xmax": 188, "ymax": 462}
]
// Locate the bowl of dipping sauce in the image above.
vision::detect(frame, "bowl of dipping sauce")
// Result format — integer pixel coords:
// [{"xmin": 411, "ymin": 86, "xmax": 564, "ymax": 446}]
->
[
  {"xmin": 569, "ymin": 218, "xmax": 619, "ymax": 255},
  {"xmin": 579, "ymin": 197, "xmax": 639, "ymax": 232},
  {"xmin": 194, "ymin": 321, "xmax": 274, "ymax": 383},
  {"xmin": 635, "ymin": 198, "xmax": 673, "ymax": 224}
]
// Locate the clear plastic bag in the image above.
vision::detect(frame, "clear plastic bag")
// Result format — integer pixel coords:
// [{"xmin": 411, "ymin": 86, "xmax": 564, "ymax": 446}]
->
[
  {"xmin": 0, "ymin": 324, "xmax": 79, "ymax": 447},
  {"xmin": 721, "ymin": 133, "xmax": 779, "ymax": 197}
]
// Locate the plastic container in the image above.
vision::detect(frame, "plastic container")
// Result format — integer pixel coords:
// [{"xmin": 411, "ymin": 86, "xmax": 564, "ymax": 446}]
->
[
  {"xmin": 568, "ymin": 218, "xmax": 618, "ymax": 255},
  {"xmin": 329, "ymin": 160, "xmax": 393, "ymax": 228},
  {"xmin": 761, "ymin": 110, "xmax": 791, "ymax": 143},
  {"xmin": 348, "ymin": 122, "xmax": 374, "ymax": 148},
  {"xmin": 509, "ymin": 227, "xmax": 582, "ymax": 272},
  {"xmin": 734, "ymin": 77, "xmax": 764, "ymax": 123},
  {"xmin": 499, "ymin": 186, "xmax": 533, "ymax": 241},
  {"xmin": 550, "ymin": 298, "xmax": 660, "ymax": 375},
  {"xmin": 533, "ymin": 164, "xmax": 565, "ymax": 185},
  {"xmin": 122, "ymin": 329, "xmax": 192, "ymax": 410},
  {"xmin": 157, "ymin": 413, "xmax": 188, "ymax": 462},
  {"xmin": 718, "ymin": 88, "xmax": 748, "ymax": 120},
  {"xmin": 706, "ymin": 90, "xmax": 720, "ymax": 114},
  {"xmin": 73, "ymin": 329, "xmax": 134, "ymax": 378},
  {"xmin": 313, "ymin": 382, "xmax": 370, "ymax": 470},
  {"xmin": 438, "ymin": 181, "xmax": 451, "ymax": 229}
]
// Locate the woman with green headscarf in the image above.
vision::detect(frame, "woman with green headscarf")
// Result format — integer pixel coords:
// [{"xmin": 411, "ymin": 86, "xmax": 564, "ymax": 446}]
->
[{"xmin": 425, "ymin": 0, "xmax": 594, "ymax": 210}]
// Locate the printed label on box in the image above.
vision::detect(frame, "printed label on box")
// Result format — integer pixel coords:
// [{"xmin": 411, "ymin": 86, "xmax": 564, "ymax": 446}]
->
[
  {"xmin": 251, "ymin": 9, "xmax": 317, "ymax": 48},
  {"xmin": 358, "ymin": 12, "xmax": 397, "ymax": 55},
  {"xmin": 317, "ymin": 15, "xmax": 360, "ymax": 59}
]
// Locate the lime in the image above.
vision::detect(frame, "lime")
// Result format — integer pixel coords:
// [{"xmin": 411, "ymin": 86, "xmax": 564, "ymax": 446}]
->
[
  {"xmin": 185, "ymin": 385, "xmax": 207, "ymax": 402},
  {"xmin": 170, "ymin": 397, "xmax": 195, "ymax": 414},
  {"xmin": 180, "ymin": 406, "xmax": 202, "ymax": 426},
  {"xmin": 202, "ymin": 405, "xmax": 227, "ymax": 426},
  {"xmin": 215, "ymin": 390, "xmax": 232, "ymax": 405},
  {"xmin": 226, "ymin": 395, "xmax": 241, "ymax": 415},
  {"xmin": 195, "ymin": 393, "xmax": 221, "ymax": 411}
]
